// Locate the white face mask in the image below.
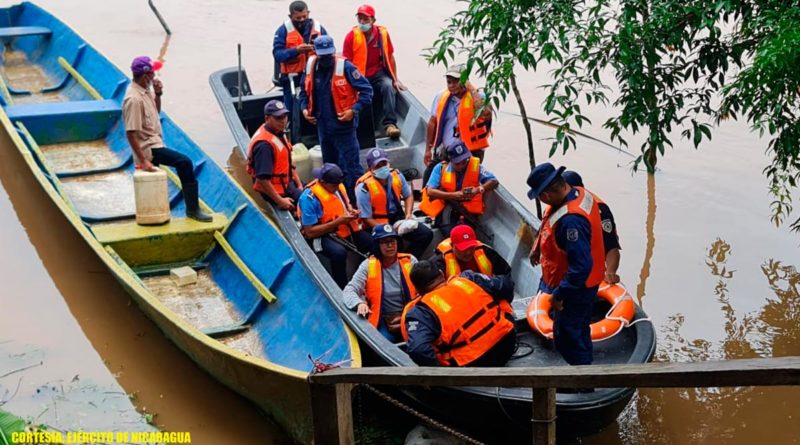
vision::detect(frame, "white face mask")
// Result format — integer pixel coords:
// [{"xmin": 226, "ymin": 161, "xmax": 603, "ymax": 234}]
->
[
  {"xmin": 358, "ymin": 23, "xmax": 372, "ymax": 32},
  {"xmin": 373, "ymin": 165, "xmax": 391, "ymax": 179}
]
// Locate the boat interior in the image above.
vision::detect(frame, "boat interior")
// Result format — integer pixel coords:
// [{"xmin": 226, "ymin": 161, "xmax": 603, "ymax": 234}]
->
[{"xmin": 0, "ymin": 3, "xmax": 355, "ymax": 372}]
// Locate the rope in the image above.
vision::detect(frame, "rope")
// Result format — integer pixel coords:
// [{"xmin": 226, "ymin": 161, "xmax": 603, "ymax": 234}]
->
[
  {"xmin": 593, "ymin": 282, "xmax": 652, "ymax": 342},
  {"xmin": 361, "ymin": 384, "xmax": 487, "ymax": 445}
]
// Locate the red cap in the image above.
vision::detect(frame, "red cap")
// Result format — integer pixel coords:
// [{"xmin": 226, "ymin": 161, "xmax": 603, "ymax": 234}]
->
[
  {"xmin": 356, "ymin": 4, "xmax": 375, "ymax": 18},
  {"xmin": 451, "ymin": 225, "xmax": 480, "ymax": 251}
]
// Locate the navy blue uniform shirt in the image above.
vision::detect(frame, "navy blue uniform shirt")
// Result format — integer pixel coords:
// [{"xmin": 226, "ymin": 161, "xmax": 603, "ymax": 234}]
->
[
  {"xmin": 298, "ymin": 58, "xmax": 373, "ymax": 133},
  {"xmin": 272, "ymin": 19, "xmax": 328, "ymax": 76},
  {"xmin": 405, "ymin": 271, "xmax": 515, "ymax": 367}
]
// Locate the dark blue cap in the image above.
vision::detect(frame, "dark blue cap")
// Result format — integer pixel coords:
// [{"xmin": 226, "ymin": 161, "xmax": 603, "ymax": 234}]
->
[
  {"xmin": 366, "ymin": 148, "xmax": 389, "ymax": 169},
  {"xmin": 562, "ymin": 170, "xmax": 584, "ymax": 187},
  {"xmin": 526, "ymin": 162, "xmax": 566, "ymax": 199},
  {"xmin": 264, "ymin": 99, "xmax": 290, "ymax": 117},
  {"xmin": 371, "ymin": 223, "xmax": 398, "ymax": 241},
  {"xmin": 313, "ymin": 35, "xmax": 336, "ymax": 55},
  {"xmin": 318, "ymin": 163, "xmax": 344, "ymax": 185},
  {"xmin": 446, "ymin": 141, "xmax": 471, "ymax": 164}
]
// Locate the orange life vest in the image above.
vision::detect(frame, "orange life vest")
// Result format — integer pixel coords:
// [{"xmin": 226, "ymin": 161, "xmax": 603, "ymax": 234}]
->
[
  {"xmin": 432, "ymin": 88, "xmax": 491, "ymax": 151},
  {"xmin": 363, "ymin": 254, "xmax": 416, "ymax": 328},
  {"xmin": 356, "ymin": 169, "xmax": 404, "ymax": 224},
  {"xmin": 419, "ymin": 157, "xmax": 483, "ymax": 218},
  {"xmin": 349, "ymin": 25, "xmax": 397, "ymax": 82},
  {"xmin": 304, "ymin": 56, "xmax": 359, "ymax": 115},
  {"xmin": 280, "ymin": 19, "xmax": 323, "ymax": 75},
  {"xmin": 297, "ymin": 179, "xmax": 362, "ymax": 238},
  {"xmin": 246, "ymin": 125, "xmax": 293, "ymax": 195},
  {"xmin": 535, "ymin": 186, "xmax": 606, "ymax": 289},
  {"xmin": 400, "ymin": 277, "xmax": 514, "ymax": 366},
  {"xmin": 435, "ymin": 238, "xmax": 493, "ymax": 278}
]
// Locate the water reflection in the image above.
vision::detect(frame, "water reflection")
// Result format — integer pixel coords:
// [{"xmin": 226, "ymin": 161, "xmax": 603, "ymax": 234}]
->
[
  {"xmin": 598, "ymin": 239, "xmax": 800, "ymax": 444},
  {"xmin": 635, "ymin": 174, "xmax": 657, "ymax": 305}
]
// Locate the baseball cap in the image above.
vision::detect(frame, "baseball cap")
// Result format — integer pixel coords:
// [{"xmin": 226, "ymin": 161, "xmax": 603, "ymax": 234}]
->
[
  {"xmin": 318, "ymin": 163, "xmax": 344, "ymax": 185},
  {"xmin": 562, "ymin": 170, "xmax": 584, "ymax": 187},
  {"xmin": 131, "ymin": 56, "xmax": 162, "ymax": 76},
  {"xmin": 366, "ymin": 148, "xmax": 389, "ymax": 169},
  {"xmin": 527, "ymin": 162, "xmax": 566, "ymax": 199},
  {"xmin": 446, "ymin": 141, "xmax": 472, "ymax": 164},
  {"xmin": 313, "ymin": 35, "xmax": 336, "ymax": 56},
  {"xmin": 264, "ymin": 99, "xmax": 290, "ymax": 117},
  {"xmin": 371, "ymin": 223, "xmax": 398, "ymax": 241},
  {"xmin": 445, "ymin": 63, "xmax": 466, "ymax": 79},
  {"xmin": 450, "ymin": 224, "xmax": 480, "ymax": 251},
  {"xmin": 356, "ymin": 4, "xmax": 375, "ymax": 17}
]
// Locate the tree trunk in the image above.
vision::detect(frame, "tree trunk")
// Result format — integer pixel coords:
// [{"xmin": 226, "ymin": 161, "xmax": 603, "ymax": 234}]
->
[{"xmin": 510, "ymin": 73, "xmax": 542, "ymax": 219}]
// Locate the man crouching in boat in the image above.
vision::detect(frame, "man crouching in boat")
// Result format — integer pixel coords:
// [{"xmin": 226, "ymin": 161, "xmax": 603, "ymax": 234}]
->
[
  {"xmin": 435, "ymin": 224, "xmax": 510, "ymax": 279},
  {"xmin": 123, "ymin": 56, "xmax": 212, "ymax": 222},
  {"xmin": 297, "ymin": 163, "xmax": 372, "ymax": 288},
  {"xmin": 343, "ymin": 224, "xmax": 417, "ymax": 342},
  {"xmin": 419, "ymin": 142, "xmax": 498, "ymax": 238},
  {"xmin": 401, "ymin": 260, "xmax": 516, "ymax": 367},
  {"xmin": 247, "ymin": 99, "xmax": 303, "ymax": 210},
  {"xmin": 527, "ymin": 163, "xmax": 606, "ymax": 366}
]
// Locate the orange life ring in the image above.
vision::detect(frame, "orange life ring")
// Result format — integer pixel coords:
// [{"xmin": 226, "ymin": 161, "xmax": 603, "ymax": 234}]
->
[{"xmin": 526, "ymin": 282, "xmax": 636, "ymax": 342}]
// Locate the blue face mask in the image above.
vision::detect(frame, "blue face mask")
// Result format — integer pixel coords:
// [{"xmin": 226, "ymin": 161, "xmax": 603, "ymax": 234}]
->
[
  {"xmin": 358, "ymin": 23, "xmax": 372, "ymax": 33},
  {"xmin": 373, "ymin": 165, "xmax": 391, "ymax": 179}
]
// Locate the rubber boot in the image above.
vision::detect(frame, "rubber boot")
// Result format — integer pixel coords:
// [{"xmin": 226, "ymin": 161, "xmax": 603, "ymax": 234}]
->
[{"xmin": 183, "ymin": 182, "xmax": 213, "ymax": 222}]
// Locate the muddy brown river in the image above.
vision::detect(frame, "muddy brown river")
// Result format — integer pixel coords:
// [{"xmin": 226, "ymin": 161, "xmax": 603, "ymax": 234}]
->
[{"xmin": 0, "ymin": 1, "xmax": 798, "ymax": 444}]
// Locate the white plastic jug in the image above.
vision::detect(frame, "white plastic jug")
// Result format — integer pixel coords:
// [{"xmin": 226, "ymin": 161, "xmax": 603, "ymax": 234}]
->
[
  {"xmin": 292, "ymin": 142, "xmax": 313, "ymax": 184},
  {"xmin": 134, "ymin": 169, "xmax": 171, "ymax": 225},
  {"xmin": 309, "ymin": 144, "xmax": 323, "ymax": 171}
]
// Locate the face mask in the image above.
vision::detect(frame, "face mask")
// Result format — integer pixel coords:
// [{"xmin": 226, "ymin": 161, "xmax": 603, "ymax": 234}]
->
[
  {"xmin": 292, "ymin": 19, "xmax": 307, "ymax": 29},
  {"xmin": 373, "ymin": 165, "xmax": 391, "ymax": 180},
  {"xmin": 358, "ymin": 23, "xmax": 372, "ymax": 32},
  {"xmin": 318, "ymin": 56, "xmax": 335, "ymax": 68}
]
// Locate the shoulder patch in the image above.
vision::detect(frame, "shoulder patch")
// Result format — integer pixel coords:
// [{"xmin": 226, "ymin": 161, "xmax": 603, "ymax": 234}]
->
[
  {"xmin": 602, "ymin": 219, "xmax": 613, "ymax": 233},
  {"xmin": 566, "ymin": 228, "xmax": 579, "ymax": 242},
  {"xmin": 352, "ymin": 69, "xmax": 362, "ymax": 79},
  {"xmin": 407, "ymin": 320, "xmax": 418, "ymax": 332}
]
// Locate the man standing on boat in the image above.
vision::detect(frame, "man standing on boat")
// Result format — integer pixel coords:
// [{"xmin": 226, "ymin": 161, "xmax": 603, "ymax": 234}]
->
[
  {"xmin": 527, "ymin": 163, "xmax": 606, "ymax": 366},
  {"xmin": 434, "ymin": 224, "xmax": 510, "ymax": 279},
  {"xmin": 123, "ymin": 56, "xmax": 212, "ymax": 222},
  {"xmin": 401, "ymin": 260, "xmax": 516, "ymax": 367},
  {"xmin": 423, "ymin": 64, "xmax": 492, "ymax": 184},
  {"xmin": 343, "ymin": 224, "xmax": 417, "ymax": 342},
  {"xmin": 299, "ymin": 35, "xmax": 374, "ymax": 198},
  {"xmin": 342, "ymin": 4, "xmax": 405, "ymax": 139},
  {"xmin": 297, "ymin": 163, "xmax": 372, "ymax": 288},
  {"xmin": 247, "ymin": 99, "xmax": 304, "ymax": 210},
  {"xmin": 420, "ymin": 142, "xmax": 498, "ymax": 237},
  {"xmin": 562, "ymin": 170, "xmax": 622, "ymax": 284},
  {"xmin": 355, "ymin": 148, "xmax": 433, "ymax": 258},
  {"xmin": 273, "ymin": 1, "xmax": 327, "ymax": 117}
]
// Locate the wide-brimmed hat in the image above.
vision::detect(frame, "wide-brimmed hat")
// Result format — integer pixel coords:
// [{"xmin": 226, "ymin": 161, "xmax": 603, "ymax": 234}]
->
[{"xmin": 526, "ymin": 162, "xmax": 566, "ymax": 199}]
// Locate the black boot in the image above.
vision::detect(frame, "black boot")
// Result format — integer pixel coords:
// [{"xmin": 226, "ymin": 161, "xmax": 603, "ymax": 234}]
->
[{"xmin": 183, "ymin": 182, "xmax": 213, "ymax": 222}]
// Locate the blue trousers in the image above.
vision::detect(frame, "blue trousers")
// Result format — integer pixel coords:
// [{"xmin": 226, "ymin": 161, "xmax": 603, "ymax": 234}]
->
[
  {"xmin": 553, "ymin": 285, "xmax": 598, "ymax": 365},
  {"xmin": 318, "ymin": 128, "xmax": 363, "ymax": 197}
]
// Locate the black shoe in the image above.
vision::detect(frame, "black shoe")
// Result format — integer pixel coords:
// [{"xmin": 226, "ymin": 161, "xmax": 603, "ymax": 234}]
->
[
  {"xmin": 183, "ymin": 182, "xmax": 213, "ymax": 222},
  {"xmin": 187, "ymin": 208, "xmax": 213, "ymax": 222}
]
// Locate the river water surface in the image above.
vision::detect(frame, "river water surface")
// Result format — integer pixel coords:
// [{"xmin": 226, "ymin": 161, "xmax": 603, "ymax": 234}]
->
[{"xmin": 0, "ymin": 1, "xmax": 798, "ymax": 444}]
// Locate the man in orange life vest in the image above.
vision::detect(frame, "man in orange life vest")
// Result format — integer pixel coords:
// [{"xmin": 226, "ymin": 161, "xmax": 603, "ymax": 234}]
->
[
  {"xmin": 420, "ymin": 142, "xmax": 498, "ymax": 238},
  {"xmin": 401, "ymin": 260, "xmax": 516, "ymax": 367},
  {"xmin": 355, "ymin": 148, "xmax": 433, "ymax": 258},
  {"xmin": 562, "ymin": 170, "xmax": 622, "ymax": 284},
  {"xmin": 527, "ymin": 163, "xmax": 606, "ymax": 366},
  {"xmin": 342, "ymin": 4, "xmax": 405, "ymax": 139},
  {"xmin": 423, "ymin": 64, "xmax": 492, "ymax": 185},
  {"xmin": 343, "ymin": 224, "xmax": 417, "ymax": 342},
  {"xmin": 273, "ymin": 1, "xmax": 327, "ymax": 116},
  {"xmin": 297, "ymin": 163, "xmax": 372, "ymax": 288},
  {"xmin": 435, "ymin": 224, "xmax": 510, "ymax": 279},
  {"xmin": 246, "ymin": 100, "xmax": 304, "ymax": 210},
  {"xmin": 298, "ymin": 35, "xmax": 374, "ymax": 197}
]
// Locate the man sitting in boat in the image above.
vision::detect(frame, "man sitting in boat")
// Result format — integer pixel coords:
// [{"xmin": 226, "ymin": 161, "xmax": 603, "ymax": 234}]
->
[
  {"xmin": 423, "ymin": 63, "xmax": 492, "ymax": 184},
  {"xmin": 343, "ymin": 224, "xmax": 417, "ymax": 342},
  {"xmin": 401, "ymin": 260, "xmax": 516, "ymax": 367},
  {"xmin": 562, "ymin": 170, "xmax": 621, "ymax": 284},
  {"xmin": 297, "ymin": 163, "xmax": 372, "ymax": 288},
  {"xmin": 342, "ymin": 4, "xmax": 405, "ymax": 139},
  {"xmin": 123, "ymin": 56, "xmax": 212, "ymax": 222},
  {"xmin": 527, "ymin": 163, "xmax": 606, "ymax": 366},
  {"xmin": 420, "ymin": 142, "xmax": 498, "ymax": 238},
  {"xmin": 355, "ymin": 148, "xmax": 433, "ymax": 258},
  {"xmin": 298, "ymin": 35, "xmax": 373, "ymax": 199},
  {"xmin": 247, "ymin": 100, "xmax": 304, "ymax": 211},
  {"xmin": 272, "ymin": 0, "xmax": 327, "ymax": 116},
  {"xmin": 435, "ymin": 224, "xmax": 510, "ymax": 279}
]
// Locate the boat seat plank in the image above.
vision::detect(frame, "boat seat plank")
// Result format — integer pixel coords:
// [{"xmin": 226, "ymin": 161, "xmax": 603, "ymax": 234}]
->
[
  {"xmin": 0, "ymin": 26, "xmax": 52, "ymax": 39},
  {"xmin": 213, "ymin": 231, "xmax": 277, "ymax": 304},
  {"xmin": 93, "ymin": 214, "xmax": 228, "ymax": 244}
]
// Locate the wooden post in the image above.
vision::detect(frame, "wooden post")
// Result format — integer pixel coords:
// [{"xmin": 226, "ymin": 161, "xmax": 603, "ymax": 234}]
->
[
  {"xmin": 532, "ymin": 387, "xmax": 556, "ymax": 445},
  {"xmin": 310, "ymin": 383, "xmax": 355, "ymax": 445}
]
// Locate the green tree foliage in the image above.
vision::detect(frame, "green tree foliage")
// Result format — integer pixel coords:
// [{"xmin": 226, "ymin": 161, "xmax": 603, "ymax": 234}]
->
[{"xmin": 427, "ymin": 0, "xmax": 800, "ymax": 231}]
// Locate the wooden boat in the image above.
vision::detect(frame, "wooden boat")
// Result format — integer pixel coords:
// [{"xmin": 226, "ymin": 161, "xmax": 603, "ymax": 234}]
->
[
  {"xmin": 211, "ymin": 65, "xmax": 657, "ymax": 440},
  {"xmin": 0, "ymin": 3, "xmax": 360, "ymax": 443}
]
